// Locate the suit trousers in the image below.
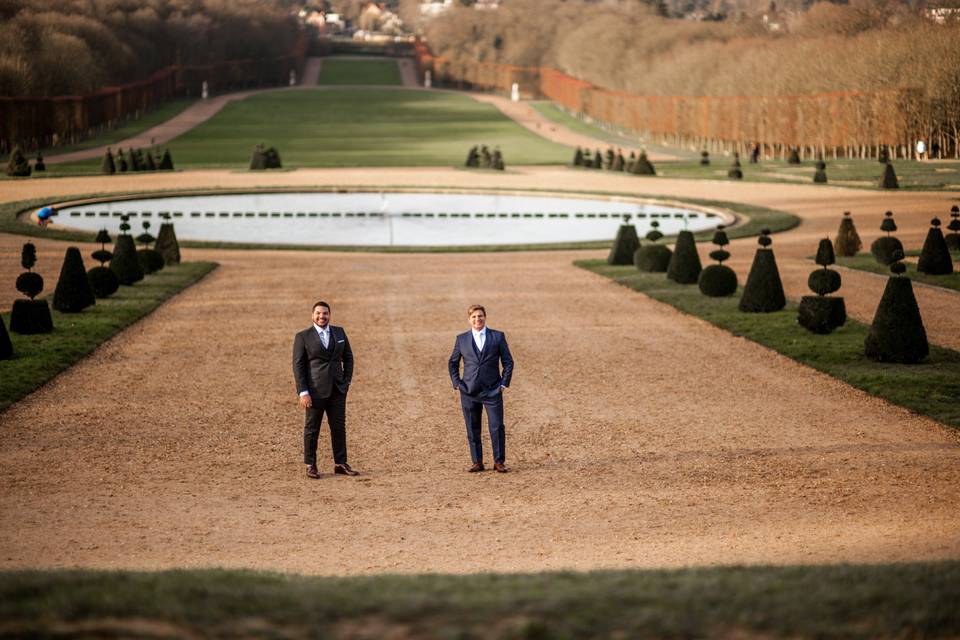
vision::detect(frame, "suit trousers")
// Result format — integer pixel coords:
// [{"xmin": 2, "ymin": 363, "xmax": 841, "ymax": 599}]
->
[
  {"xmin": 303, "ymin": 387, "xmax": 347, "ymax": 465},
  {"xmin": 460, "ymin": 391, "xmax": 505, "ymax": 464}
]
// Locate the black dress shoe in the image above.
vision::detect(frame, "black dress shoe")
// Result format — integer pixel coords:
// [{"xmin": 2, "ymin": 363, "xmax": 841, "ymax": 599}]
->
[
  {"xmin": 468, "ymin": 462, "xmax": 485, "ymax": 473},
  {"xmin": 334, "ymin": 463, "xmax": 359, "ymax": 476},
  {"xmin": 306, "ymin": 464, "xmax": 320, "ymax": 479}
]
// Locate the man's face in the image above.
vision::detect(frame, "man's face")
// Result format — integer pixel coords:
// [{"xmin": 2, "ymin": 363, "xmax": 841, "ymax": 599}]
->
[
  {"xmin": 469, "ymin": 309, "xmax": 486, "ymax": 331},
  {"xmin": 312, "ymin": 305, "xmax": 330, "ymax": 327}
]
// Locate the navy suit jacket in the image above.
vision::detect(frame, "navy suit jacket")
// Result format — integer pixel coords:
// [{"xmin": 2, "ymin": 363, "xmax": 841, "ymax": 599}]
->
[{"xmin": 448, "ymin": 328, "xmax": 514, "ymax": 398}]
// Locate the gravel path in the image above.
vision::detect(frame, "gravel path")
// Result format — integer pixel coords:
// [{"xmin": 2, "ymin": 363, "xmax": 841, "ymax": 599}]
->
[{"xmin": 1, "ymin": 170, "xmax": 958, "ymax": 576}]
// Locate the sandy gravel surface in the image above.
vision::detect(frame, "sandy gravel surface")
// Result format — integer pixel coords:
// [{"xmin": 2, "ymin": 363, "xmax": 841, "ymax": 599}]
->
[
  {"xmin": 1, "ymin": 169, "xmax": 959, "ymax": 575},
  {"xmin": 1, "ymin": 242, "xmax": 958, "ymax": 575}
]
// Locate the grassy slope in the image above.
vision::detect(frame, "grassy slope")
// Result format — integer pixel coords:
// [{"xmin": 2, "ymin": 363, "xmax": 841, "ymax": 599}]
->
[
  {"xmin": 52, "ymin": 89, "xmax": 572, "ymax": 172},
  {"xmin": 837, "ymin": 253, "xmax": 960, "ymax": 293},
  {"xmin": 317, "ymin": 58, "xmax": 402, "ymax": 85},
  {"xmin": 577, "ymin": 260, "xmax": 960, "ymax": 430},
  {"xmin": 0, "ymin": 262, "xmax": 217, "ymax": 411},
  {"xmin": 1, "ymin": 563, "xmax": 958, "ymax": 638}
]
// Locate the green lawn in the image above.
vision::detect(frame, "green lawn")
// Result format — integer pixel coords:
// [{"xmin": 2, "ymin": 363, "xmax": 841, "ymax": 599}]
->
[
  {"xmin": 836, "ymin": 253, "xmax": 960, "ymax": 293},
  {"xmin": 317, "ymin": 58, "xmax": 402, "ymax": 85},
  {"xmin": 1, "ymin": 261, "xmax": 217, "ymax": 411},
  {"xmin": 52, "ymin": 89, "xmax": 572, "ymax": 171},
  {"xmin": 2, "ymin": 562, "xmax": 958, "ymax": 638},
  {"xmin": 577, "ymin": 260, "xmax": 960, "ymax": 430}
]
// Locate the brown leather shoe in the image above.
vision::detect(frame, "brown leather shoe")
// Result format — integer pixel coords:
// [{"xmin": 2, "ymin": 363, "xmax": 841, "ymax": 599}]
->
[
  {"xmin": 306, "ymin": 464, "xmax": 320, "ymax": 479},
  {"xmin": 468, "ymin": 462, "xmax": 485, "ymax": 473},
  {"xmin": 334, "ymin": 462, "xmax": 359, "ymax": 476},
  {"xmin": 494, "ymin": 462, "xmax": 508, "ymax": 473}
]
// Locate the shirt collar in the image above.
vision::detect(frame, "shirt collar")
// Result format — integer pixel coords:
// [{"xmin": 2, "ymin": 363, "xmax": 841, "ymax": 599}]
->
[
  {"xmin": 314, "ymin": 323, "xmax": 330, "ymax": 335},
  {"xmin": 472, "ymin": 327, "xmax": 486, "ymax": 337}
]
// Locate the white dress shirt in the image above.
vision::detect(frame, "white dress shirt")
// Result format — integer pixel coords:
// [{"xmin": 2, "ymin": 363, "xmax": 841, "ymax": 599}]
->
[{"xmin": 472, "ymin": 327, "xmax": 486, "ymax": 352}]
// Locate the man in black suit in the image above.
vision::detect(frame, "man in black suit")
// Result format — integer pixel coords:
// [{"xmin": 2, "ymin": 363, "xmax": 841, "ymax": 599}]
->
[
  {"xmin": 293, "ymin": 301, "xmax": 357, "ymax": 479},
  {"xmin": 448, "ymin": 304, "xmax": 514, "ymax": 473}
]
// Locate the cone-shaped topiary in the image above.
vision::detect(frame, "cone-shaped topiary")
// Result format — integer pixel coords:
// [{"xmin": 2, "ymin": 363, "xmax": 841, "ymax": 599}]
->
[
  {"xmin": 6, "ymin": 146, "xmax": 31, "ymax": 177},
  {"xmin": 136, "ymin": 221, "xmax": 164, "ymax": 274},
  {"xmin": 144, "ymin": 150, "xmax": 157, "ymax": 171},
  {"xmin": 101, "ymin": 148, "xmax": 116, "ymax": 175},
  {"xmin": 34, "ymin": 151, "xmax": 45, "ymax": 172},
  {"xmin": 129, "ymin": 148, "xmax": 142, "ymax": 171},
  {"xmin": 798, "ymin": 238, "xmax": 846, "ymax": 333},
  {"xmin": 728, "ymin": 152, "xmax": 742, "ymax": 180},
  {"xmin": 608, "ymin": 217, "xmax": 640, "ymax": 265},
  {"xmin": 604, "ymin": 148, "xmax": 615, "ymax": 170},
  {"xmin": 53, "ymin": 247, "xmax": 95, "ymax": 313},
  {"xmin": 947, "ymin": 206, "xmax": 960, "ymax": 252},
  {"xmin": 787, "ymin": 148, "xmax": 801, "ymax": 164},
  {"xmin": 492, "ymin": 148, "xmax": 505, "ymax": 171},
  {"xmin": 592, "ymin": 149, "xmax": 602, "ymax": 169},
  {"xmin": 864, "ymin": 250, "xmax": 928, "ymax": 363},
  {"xmin": 813, "ymin": 158, "xmax": 827, "ymax": 183},
  {"xmin": 833, "ymin": 211, "xmax": 862, "ymax": 257},
  {"xmin": 0, "ymin": 315, "xmax": 12, "ymax": 360},
  {"xmin": 880, "ymin": 162, "xmax": 899, "ymax": 189},
  {"xmin": 634, "ymin": 221, "xmax": 672, "ymax": 272},
  {"xmin": 917, "ymin": 218, "xmax": 954, "ymax": 275},
  {"xmin": 630, "ymin": 151, "xmax": 655, "ymax": 175},
  {"xmin": 159, "ymin": 149, "xmax": 174, "ymax": 170},
  {"xmin": 264, "ymin": 147, "xmax": 282, "ymax": 169},
  {"xmin": 10, "ymin": 242, "xmax": 53, "ymax": 334},
  {"xmin": 480, "ymin": 146, "xmax": 492, "ymax": 169},
  {"xmin": 250, "ymin": 145, "xmax": 266, "ymax": 170},
  {"xmin": 572, "ymin": 147, "xmax": 583, "ymax": 167},
  {"xmin": 870, "ymin": 210, "xmax": 904, "ymax": 265},
  {"xmin": 698, "ymin": 225, "xmax": 737, "ymax": 296},
  {"xmin": 155, "ymin": 216, "xmax": 181, "ymax": 266},
  {"xmin": 612, "ymin": 151, "xmax": 623, "ymax": 172},
  {"xmin": 738, "ymin": 229, "xmax": 786, "ymax": 312},
  {"xmin": 700, "ymin": 150, "xmax": 710, "ymax": 166},
  {"xmin": 117, "ymin": 149, "xmax": 128, "ymax": 172},
  {"xmin": 667, "ymin": 230, "xmax": 702, "ymax": 284},
  {"xmin": 111, "ymin": 216, "xmax": 144, "ymax": 285}
]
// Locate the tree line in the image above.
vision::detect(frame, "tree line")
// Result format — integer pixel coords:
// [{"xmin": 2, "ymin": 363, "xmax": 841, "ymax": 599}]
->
[{"xmin": 0, "ymin": 0, "xmax": 302, "ymax": 97}]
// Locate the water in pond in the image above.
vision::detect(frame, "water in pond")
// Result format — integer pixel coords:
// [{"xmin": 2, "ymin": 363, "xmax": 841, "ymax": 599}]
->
[{"xmin": 53, "ymin": 192, "xmax": 731, "ymax": 247}]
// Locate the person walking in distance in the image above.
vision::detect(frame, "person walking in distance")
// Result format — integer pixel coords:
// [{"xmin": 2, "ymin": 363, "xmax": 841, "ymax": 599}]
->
[
  {"xmin": 293, "ymin": 301, "xmax": 358, "ymax": 479},
  {"xmin": 448, "ymin": 304, "xmax": 515, "ymax": 473}
]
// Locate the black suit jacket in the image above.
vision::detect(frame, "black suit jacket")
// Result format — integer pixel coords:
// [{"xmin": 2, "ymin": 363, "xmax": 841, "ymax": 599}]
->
[
  {"xmin": 448, "ymin": 328, "xmax": 514, "ymax": 398},
  {"xmin": 293, "ymin": 325, "xmax": 353, "ymax": 399}
]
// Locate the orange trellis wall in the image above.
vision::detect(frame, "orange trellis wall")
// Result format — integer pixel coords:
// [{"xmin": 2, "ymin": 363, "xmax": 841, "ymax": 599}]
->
[
  {"xmin": 414, "ymin": 43, "xmax": 923, "ymax": 159},
  {"xmin": 1, "ymin": 43, "xmax": 307, "ymax": 152}
]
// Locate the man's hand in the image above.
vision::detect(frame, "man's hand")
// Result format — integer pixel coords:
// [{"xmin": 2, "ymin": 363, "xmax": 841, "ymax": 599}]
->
[{"xmin": 298, "ymin": 394, "xmax": 312, "ymax": 409}]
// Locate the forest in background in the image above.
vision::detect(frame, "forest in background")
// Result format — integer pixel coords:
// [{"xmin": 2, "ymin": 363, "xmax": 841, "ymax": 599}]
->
[{"xmin": 0, "ymin": 0, "xmax": 302, "ymax": 97}]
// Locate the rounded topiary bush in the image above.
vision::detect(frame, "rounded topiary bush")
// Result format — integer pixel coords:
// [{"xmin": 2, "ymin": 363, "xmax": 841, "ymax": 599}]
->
[
  {"xmin": 917, "ymin": 217, "xmax": 954, "ymax": 275},
  {"xmin": 6, "ymin": 146, "xmax": 31, "ymax": 177},
  {"xmin": 946, "ymin": 205, "xmax": 960, "ymax": 252},
  {"xmin": 52, "ymin": 247, "xmax": 95, "ymax": 313},
  {"xmin": 0, "ymin": 316, "xmax": 12, "ymax": 360},
  {"xmin": 864, "ymin": 252, "xmax": 928, "ymax": 363},
  {"xmin": 738, "ymin": 229, "xmax": 786, "ymax": 313},
  {"xmin": 34, "ymin": 151, "xmax": 45, "ymax": 172},
  {"xmin": 667, "ymin": 230, "xmax": 702, "ymax": 284},
  {"xmin": 798, "ymin": 238, "xmax": 845, "ymax": 334},
  {"xmin": 608, "ymin": 217, "xmax": 640, "ymax": 265},
  {"xmin": 870, "ymin": 211, "xmax": 903, "ymax": 265},
  {"xmin": 87, "ymin": 266, "xmax": 120, "ymax": 298},
  {"xmin": 250, "ymin": 145, "xmax": 267, "ymax": 170},
  {"xmin": 136, "ymin": 221, "xmax": 165, "ymax": 274},
  {"xmin": 787, "ymin": 148, "xmax": 801, "ymax": 164},
  {"xmin": 880, "ymin": 162, "xmax": 899, "ymax": 189},
  {"xmin": 698, "ymin": 225, "xmax": 737, "ymax": 297},
  {"xmin": 700, "ymin": 150, "xmax": 710, "ymax": 166},
  {"xmin": 111, "ymin": 217, "xmax": 145, "ymax": 285},
  {"xmin": 633, "ymin": 221, "xmax": 671, "ymax": 272},
  {"xmin": 813, "ymin": 159, "xmax": 827, "ymax": 183},
  {"xmin": 728, "ymin": 152, "xmax": 743, "ymax": 180},
  {"xmin": 833, "ymin": 211, "xmax": 862, "ymax": 257},
  {"xmin": 10, "ymin": 242, "xmax": 53, "ymax": 334}
]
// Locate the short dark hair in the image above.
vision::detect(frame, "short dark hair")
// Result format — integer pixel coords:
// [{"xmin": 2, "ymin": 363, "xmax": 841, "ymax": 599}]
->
[{"xmin": 312, "ymin": 301, "xmax": 330, "ymax": 312}]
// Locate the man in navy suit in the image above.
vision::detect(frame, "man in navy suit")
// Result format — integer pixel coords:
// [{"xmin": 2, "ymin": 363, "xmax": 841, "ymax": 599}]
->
[
  {"xmin": 448, "ymin": 304, "xmax": 514, "ymax": 473},
  {"xmin": 293, "ymin": 301, "xmax": 357, "ymax": 479}
]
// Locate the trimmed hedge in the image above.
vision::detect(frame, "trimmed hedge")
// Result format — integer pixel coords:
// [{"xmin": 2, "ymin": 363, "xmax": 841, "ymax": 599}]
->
[
  {"xmin": 699, "ymin": 264, "xmax": 738, "ymax": 297},
  {"xmin": 87, "ymin": 266, "xmax": 120, "ymax": 298},
  {"xmin": 947, "ymin": 206, "xmax": 960, "ymax": 252},
  {"xmin": 111, "ymin": 235, "xmax": 144, "ymax": 285},
  {"xmin": 833, "ymin": 211, "xmax": 862, "ymax": 257},
  {"xmin": 798, "ymin": 296, "xmax": 846, "ymax": 334},
  {"xmin": 5, "ymin": 146, "xmax": 31, "ymax": 177},
  {"xmin": 52, "ymin": 247, "xmax": 95, "ymax": 313},
  {"xmin": 666, "ymin": 230, "xmax": 702, "ymax": 284},
  {"xmin": 917, "ymin": 218, "xmax": 954, "ymax": 275},
  {"xmin": 870, "ymin": 211, "xmax": 903, "ymax": 265},
  {"xmin": 728, "ymin": 153, "xmax": 743, "ymax": 180},
  {"xmin": 813, "ymin": 159, "xmax": 827, "ymax": 183},
  {"xmin": 9, "ymin": 300, "xmax": 53, "ymax": 335},
  {"xmin": 880, "ymin": 162, "xmax": 899, "ymax": 189},
  {"xmin": 865, "ymin": 266, "xmax": 929, "ymax": 364},
  {"xmin": 739, "ymin": 230, "xmax": 785, "ymax": 313},
  {"xmin": 138, "ymin": 249, "xmax": 165, "ymax": 274},
  {"xmin": 155, "ymin": 222, "xmax": 181, "ymax": 266},
  {"xmin": 101, "ymin": 149, "xmax": 116, "ymax": 175},
  {"xmin": 634, "ymin": 244, "xmax": 671, "ymax": 272},
  {"xmin": 0, "ymin": 316, "xmax": 12, "ymax": 360},
  {"xmin": 608, "ymin": 223, "xmax": 640, "ymax": 265}
]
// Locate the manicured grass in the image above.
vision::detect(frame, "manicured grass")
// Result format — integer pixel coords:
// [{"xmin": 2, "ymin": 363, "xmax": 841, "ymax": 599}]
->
[
  {"xmin": 2, "ymin": 563, "xmax": 958, "ymax": 638},
  {"xmin": 0, "ymin": 190, "xmax": 798, "ymax": 250},
  {"xmin": 836, "ymin": 253, "xmax": 960, "ymax": 293},
  {"xmin": 0, "ymin": 262, "xmax": 217, "ymax": 412},
  {"xmin": 317, "ymin": 58, "xmax": 402, "ymax": 85},
  {"xmin": 53, "ymin": 89, "xmax": 572, "ymax": 172},
  {"xmin": 577, "ymin": 260, "xmax": 960, "ymax": 430}
]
